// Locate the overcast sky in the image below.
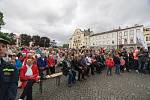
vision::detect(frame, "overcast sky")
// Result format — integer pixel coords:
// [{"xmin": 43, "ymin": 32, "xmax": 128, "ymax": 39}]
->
[{"xmin": 0, "ymin": 0, "xmax": 150, "ymax": 45}]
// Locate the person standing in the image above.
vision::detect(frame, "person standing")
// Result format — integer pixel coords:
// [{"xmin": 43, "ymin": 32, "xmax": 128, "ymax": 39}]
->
[
  {"xmin": 114, "ymin": 53, "xmax": 121, "ymax": 74},
  {"xmin": 0, "ymin": 37, "xmax": 19, "ymax": 100},
  {"xmin": 105, "ymin": 55, "xmax": 114, "ymax": 75},
  {"xmin": 19, "ymin": 59, "xmax": 39, "ymax": 100}
]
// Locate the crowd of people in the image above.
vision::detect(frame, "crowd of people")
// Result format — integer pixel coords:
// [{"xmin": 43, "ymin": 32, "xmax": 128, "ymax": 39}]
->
[{"xmin": 1, "ymin": 37, "xmax": 150, "ymax": 100}]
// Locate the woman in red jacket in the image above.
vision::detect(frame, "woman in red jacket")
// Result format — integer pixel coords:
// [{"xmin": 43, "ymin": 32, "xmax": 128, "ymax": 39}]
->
[
  {"xmin": 19, "ymin": 59, "xmax": 39, "ymax": 100},
  {"xmin": 105, "ymin": 55, "xmax": 114, "ymax": 76},
  {"xmin": 46, "ymin": 54, "xmax": 56, "ymax": 76}
]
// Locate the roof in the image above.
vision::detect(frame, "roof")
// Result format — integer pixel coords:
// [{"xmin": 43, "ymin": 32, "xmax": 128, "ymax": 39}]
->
[{"xmin": 90, "ymin": 25, "xmax": 143, "ymax": 37}]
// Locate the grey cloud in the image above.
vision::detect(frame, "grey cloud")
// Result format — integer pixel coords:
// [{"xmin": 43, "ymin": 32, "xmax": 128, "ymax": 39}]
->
[{"xmin": 0, "ymin": 0, "xmax": 150, "ymax": 45}]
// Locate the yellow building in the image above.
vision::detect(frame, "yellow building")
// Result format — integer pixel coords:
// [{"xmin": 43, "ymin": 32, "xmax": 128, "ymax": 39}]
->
[{"xmin": 69, "ymin": 28, "xmax": 92, "ymax": 49}]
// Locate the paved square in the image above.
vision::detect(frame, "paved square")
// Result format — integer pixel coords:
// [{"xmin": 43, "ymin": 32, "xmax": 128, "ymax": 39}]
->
[{"xmin": 17, "ymin": 71, "xmax": 150, "ymax": 100}]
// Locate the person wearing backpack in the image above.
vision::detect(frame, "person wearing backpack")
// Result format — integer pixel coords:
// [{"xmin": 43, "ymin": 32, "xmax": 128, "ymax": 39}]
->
[{"xmin": 105, "ymin": 54, "xmax": 114, "ymax": 75}]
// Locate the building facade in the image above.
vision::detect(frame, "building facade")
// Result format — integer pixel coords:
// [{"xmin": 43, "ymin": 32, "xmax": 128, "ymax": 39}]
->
[
  {"xmin": 90, "ymin": 25, "xmax": 146, "ymax": 49},
  {"xmin": 69, "ymin": 29, "xmax": 92, "ymax": 49},
  {"xmin": 69, "ymin": 25, "xmax": 147, "ymax": 49},
  {"xmin": 144, "ymin": 26, "xmax": 150, "ymax": 50}
]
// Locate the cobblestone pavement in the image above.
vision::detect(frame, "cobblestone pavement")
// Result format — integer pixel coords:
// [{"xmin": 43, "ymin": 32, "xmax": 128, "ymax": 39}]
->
[{"xmin": 17, "ymin": 70, "xmax": 150, "ymax": 100}]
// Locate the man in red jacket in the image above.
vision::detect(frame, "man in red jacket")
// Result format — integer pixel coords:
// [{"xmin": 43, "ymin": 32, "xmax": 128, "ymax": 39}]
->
[{"xmin": 19, "ymin": 59, "xmax": 39, "ymax": 100}]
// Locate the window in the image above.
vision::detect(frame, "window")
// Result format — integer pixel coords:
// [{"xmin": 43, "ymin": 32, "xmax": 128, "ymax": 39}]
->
[
  {"xmin": 119, "ymin": 32, "xmax": 122, "ymax": 36},
  {"xmin": 112, "ymin": 33, "xmax": 114, "ymax": 37},
  {"xmin": 136, "ymin": 29, "xmax": 141, "ymax": 33},
  {"xmin": 124, "ymin": 39, "xmax": 127, "ymax": 44},
  {"xmin": 130, "ymin": 38, "xmax": 134, "ymax": 43},
  {"xmin": 107, "ymin": 34, "xmax": 109, "ymax": 38},
  {"xmin": 130, "ymin": 30, "xmax": 134, "ymax": 36},
  {"xmin": 146, "ymin": 37, "xmax": 149, "ymax": 41},
  {"xmin": 124, "ymin": 31, "xmax": 128, "ymax": 36},
  {"xmin": 112, "ymin": 41, "xmax": 114, "ymax": 44},
  {"xmin": 111, "ymin": 33, "xmax": 113, "ymax": 37},
  {"xmin": 119, "ymin": 41, "xmax": 122, "ymax": 45},
  {"xmin": 99, "ymin": 41, "xmax": 101, "ymax": 44},
  {"xmin": 103, "ymin": 35, "xmax": 105, "ymax": 39},
  {"xmin": 107, "ymin": 41, "xmax": 109, "ymax": 44}
]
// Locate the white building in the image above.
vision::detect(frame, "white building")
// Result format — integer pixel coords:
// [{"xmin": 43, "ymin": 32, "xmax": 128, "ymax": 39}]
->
[
  {"xmin": 144, "ymin": 26, "xmax": 150, "ymax": 50},
  {"xmin": 90, "ymin": 25, "xmax": 147, "ymax": 49}
]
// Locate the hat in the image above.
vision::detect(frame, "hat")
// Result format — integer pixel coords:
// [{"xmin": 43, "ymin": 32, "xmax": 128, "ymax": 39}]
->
[{"xmin": 0, "ymin": 37, "xmax": 10, "ymax": 44}]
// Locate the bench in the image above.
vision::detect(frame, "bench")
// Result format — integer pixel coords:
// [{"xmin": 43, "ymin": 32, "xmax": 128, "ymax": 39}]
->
[
  {"xmin": 18, "ymin": 72, "xmax": 63, "ymax": 94},
  {"xmin": 46, "ymin": 72, "xmax": 63, "ymax": 86},
  {"xmin": 38, "ymin": 72, "xmax": 63, "ymax": 93}
]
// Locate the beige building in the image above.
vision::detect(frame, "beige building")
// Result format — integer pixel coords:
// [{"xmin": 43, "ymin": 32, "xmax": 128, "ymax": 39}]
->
[
  {"xmin": 144, "ymin": 26, "xmax": 150, "ymax": 50},
  {"xmin": 69, "ymin": 29, "xmax": 93, "ymax": 49}
]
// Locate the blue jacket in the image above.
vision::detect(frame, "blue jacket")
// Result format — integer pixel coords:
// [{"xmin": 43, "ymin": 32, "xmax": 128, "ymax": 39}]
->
[
  {"xmin": 37, "ymin": 57, "xmax": 47, "ymax": 68},
  {"xmin": 15, "ymin": 59, "xmax": 22, "ymax": 70}
]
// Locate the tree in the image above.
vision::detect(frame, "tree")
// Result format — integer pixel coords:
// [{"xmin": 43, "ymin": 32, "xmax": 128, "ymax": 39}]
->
[
  {"xmin": 40, "ymin": 37, "xmax": 50, "ymax": 47},
  {"xmin": 0, "ymin": 11, "xmax": 5, "ymax": 30},
  {"xmin": 63, "ymin": 44, "xmax": 69, "ymax": 48},
  {"xmin": 20, "ymin": 34, "xmax": 32, "ymax": 46},
  {"xmin": 32, "ymin": 35, "xmax": 41, "ymax": 46},
  {"xmin": 0, "ymin": 32, "xmax": 15, "ymax": 45}
]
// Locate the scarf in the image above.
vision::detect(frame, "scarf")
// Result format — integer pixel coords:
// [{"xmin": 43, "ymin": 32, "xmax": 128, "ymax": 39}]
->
[{"xmin": 25, "ymin": 64, "xmax": 33, "ymax": 76}]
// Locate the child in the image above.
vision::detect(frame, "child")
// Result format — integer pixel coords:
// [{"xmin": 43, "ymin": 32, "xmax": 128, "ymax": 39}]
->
[{"xmin": 105, "ymin": 55, "xmax": 114, "ymax": 75}]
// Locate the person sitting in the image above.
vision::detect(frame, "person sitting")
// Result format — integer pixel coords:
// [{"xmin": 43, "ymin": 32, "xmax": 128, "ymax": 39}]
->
[{"xmin": 37, "ymin": 54, "xmax": 47, "ymax": 79}]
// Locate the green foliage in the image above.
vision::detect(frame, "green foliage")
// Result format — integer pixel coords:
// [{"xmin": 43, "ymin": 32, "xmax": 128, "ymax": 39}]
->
[
  {"xmin": 20, "ymin": 34, "xmax": 32, "ymax": 46},
  {"xmin": 40, "ymin": 37, "xmax": 50, "ymax": 47},
  {"xmin": 0, "ymin": 32, "xmax": 15, "ymax": 45},
  {"xmin": 32, "ymin": 35, "xmax": 41, "ymax": 46},
  {"xmin": 63, "ymin": 44, "xmax": 69, "ymax": 48},
  {"xmin": 0, "ymin": 11, "xmax": 5, "ymax": 28}
]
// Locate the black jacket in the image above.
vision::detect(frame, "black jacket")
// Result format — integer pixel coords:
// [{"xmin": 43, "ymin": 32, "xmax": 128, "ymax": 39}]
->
[
  {"xmin": 113, "ymin": 56, "xmax": 121, "ymax": 65},
  {"xmin": 0, "ymin": 58, "xmax": 18, "ymax": 100}
]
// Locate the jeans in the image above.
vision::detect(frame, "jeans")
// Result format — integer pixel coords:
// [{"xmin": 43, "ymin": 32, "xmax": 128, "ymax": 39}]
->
[
  {"xmin": 39, "ymin": 68, "xmax": 45, "ymax": 79},
  {"xmin": 68, "ymin": 70, "xmax": 76, "ymax": 85},
  {"xmin": 115, "ymin": 64, "xmax": 120, "ymax": 74},
  {"xmin": 107, "ymin": 67, "xmax": 112, "ymax": 75}
]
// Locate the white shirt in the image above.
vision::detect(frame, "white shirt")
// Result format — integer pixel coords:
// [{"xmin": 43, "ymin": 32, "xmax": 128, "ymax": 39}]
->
[
  {"xmin": 85, "ymin": 56, "xmax": 92, "ymax": 66},
  {"xmin": 25, "ymin": 64, "xmax": 33, "ymax": 77}
]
